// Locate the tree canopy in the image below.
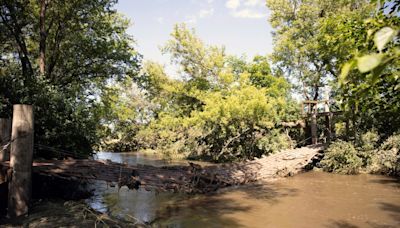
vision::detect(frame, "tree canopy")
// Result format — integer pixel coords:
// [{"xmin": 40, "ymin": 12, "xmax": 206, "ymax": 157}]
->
[
  {"xmin": 1, "ymin": 0, "xmax": 398, "ymax": 165},
  {"xmin": 0, "ymin": 0, "xmax": 140, "ymax": 156}
]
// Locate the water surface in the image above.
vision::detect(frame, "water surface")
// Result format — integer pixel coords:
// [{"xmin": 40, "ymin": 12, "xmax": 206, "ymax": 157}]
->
[{"xmin": 87, "ymin": 152, "xmax": 400, "ymax": 227}]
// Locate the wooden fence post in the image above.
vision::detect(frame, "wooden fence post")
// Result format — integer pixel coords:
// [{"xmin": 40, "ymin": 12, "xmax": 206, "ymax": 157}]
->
[
  {"xmin": 0, "ymin": 118, "xmax": 12, "ymax": 161},
  {"xmin": 8, "ymin": 105, "xmax": 34, "ymax": 218},
  {"xmin": 311, "ymin": 112, "xmax": 318, "ymax": 144}
]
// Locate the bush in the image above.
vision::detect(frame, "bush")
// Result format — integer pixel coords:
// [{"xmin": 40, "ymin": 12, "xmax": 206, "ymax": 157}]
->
[
  {"xmin": 320, "ymin": 141, "xmax": 362, "ymax": 174},
  {"xmin": 371, "ymin": 133, "xmax": 400, "ymax": 175},
  {"xmin": 359, "ymin": 131, "xmax": 380, "ymax": 151},
  {"xmin": 257, "ymin": 130, "xmax": 294, "ymax": 155},
  {"xmin": 357, "ymin": 131, "xmax": 380, "ymax": 167}
]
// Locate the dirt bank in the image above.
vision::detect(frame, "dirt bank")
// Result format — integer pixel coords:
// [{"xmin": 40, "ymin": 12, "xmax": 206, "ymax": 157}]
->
[{"xmin": 0, "ymin": 200, "xmax": 144, "ymax": 227}]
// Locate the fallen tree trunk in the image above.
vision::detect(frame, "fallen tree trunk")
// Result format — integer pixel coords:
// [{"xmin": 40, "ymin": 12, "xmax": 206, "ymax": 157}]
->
[{"xmin": 0, "ymin": 145, "xmax": 324, "ymax": 194}]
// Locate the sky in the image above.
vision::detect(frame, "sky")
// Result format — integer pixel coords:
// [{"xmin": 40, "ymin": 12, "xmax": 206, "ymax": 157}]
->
[{"xmin": 115, "ymin": 0, "xmax": 274, "ymax": 67}]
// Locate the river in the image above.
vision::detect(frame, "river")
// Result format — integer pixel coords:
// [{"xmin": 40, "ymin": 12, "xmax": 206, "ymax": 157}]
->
[{"xmin": 87, "ymin": 151, "xmax": 400, "ymax": 228}]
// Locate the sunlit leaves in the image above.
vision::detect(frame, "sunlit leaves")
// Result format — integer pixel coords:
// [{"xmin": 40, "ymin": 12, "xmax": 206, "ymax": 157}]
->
[
  {"xmin": 339, "ymin": 60, "xmax": 355, "ymax": 85},
  {"xmin": 374, "ymin": 27, "xmax": 397, "ymax": 52},
  {"xmin": 134, "ymin": 24, "xmax": 296, "ymax": 161},
  {"xmin": 356, "ymin": 54, "xmax": 384, "ymax": 73}
]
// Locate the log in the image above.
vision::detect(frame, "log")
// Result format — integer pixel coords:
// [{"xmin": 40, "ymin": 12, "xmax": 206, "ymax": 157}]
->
[
  {"xmin": 8, "ymin": 105, "xmax": 34, "ymax": 218},
  {"xmin": 0, "ymin": 118, "xmax": 12, "ymax": 161}
]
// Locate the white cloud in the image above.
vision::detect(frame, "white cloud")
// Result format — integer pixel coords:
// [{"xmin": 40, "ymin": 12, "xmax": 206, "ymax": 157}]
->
[
  {"xmin": 226, "ymin": 0, "xmax": 240, "ymax": 9},
  {"xmin": 243, "ymin": 0, "xmax": 264, "ymax": 7},
  {"xmin": 185, "ymin": 15, "xmax": 198, "ymax": 24},
  {"xmin": 225, "ymin": 0, "xmax": 267, "ymax": 19},
  {"xmin": 232, "ymin": 9, "xmax": 266, "ymax": 18},
  {"xmin": 185, "ymin": 7, "xmax": 214, "ymax": 24},
  {"xmin": 156, "ymin": 17, "xmax": 164, "ymax": 24},
  {"xmin": 199, "ymin": 8, "xmax": 214, "ymax": 18}
]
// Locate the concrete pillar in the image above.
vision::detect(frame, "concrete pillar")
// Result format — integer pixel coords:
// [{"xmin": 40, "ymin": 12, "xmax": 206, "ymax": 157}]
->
[
  {"xmin": 8, "ymin": 105, "xmax": 34, "ymax": 218},
  {"xmin": 0, "ymin": 118, "xmax": 12, "ymax": 161}
]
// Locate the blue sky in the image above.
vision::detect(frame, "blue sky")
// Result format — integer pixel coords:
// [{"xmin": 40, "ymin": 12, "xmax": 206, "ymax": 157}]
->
[{"xmin": 115, "ymin": 0, "xmax": 273, "ymax": 66}]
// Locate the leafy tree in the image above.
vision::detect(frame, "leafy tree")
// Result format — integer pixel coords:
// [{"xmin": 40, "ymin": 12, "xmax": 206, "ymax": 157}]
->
[
  {"xmin": 339, "ymin": 9, "xmax": 400, "ymax": 136},
  {"xmin": 267, "ymin": 0, "xmax": 400, "ymax": 140},
  {"xmin": 266, "ymin": 0, "xmax": 373, "ymax": 101},
  {"xmin": 0, "ymin": 0, "xmax": 140, "ymax": 157},
  {"xmin": 134, "ymin": 24, "xmax": 298, "ymax": 161}
]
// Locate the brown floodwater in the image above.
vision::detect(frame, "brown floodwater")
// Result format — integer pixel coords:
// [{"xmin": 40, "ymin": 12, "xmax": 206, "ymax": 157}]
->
[{"xmin": 88, "ymin": 152, "xmax": 400, "ymax": 228}]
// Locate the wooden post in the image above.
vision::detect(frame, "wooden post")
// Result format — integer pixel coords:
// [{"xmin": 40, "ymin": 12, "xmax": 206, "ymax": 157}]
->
[
  {"xmin": 0, "ymin": 118, "xmax": 12, "ymax": 161},
  {"xmin": 324, "ymin": 91, "xmax": 331, "ymax": 143},
  {"xmin": 325, "ymin": 114, "xmax": 332, "ymax": 143},
  {"xmin": 8, "ymin": 105, "xmax": 34, "ymax": 218},
  {"xmin": 311, "ymin": 112, "xmax": 318, "ymax": 144}
]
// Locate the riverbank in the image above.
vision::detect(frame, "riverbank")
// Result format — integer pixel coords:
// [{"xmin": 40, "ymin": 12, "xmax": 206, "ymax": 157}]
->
[
  {"xmin": 0, "ymin": 200, "xmax": 144, "ymax": 227},
  {"xmin": 1, "ymin": 159, "xmax": 399, "ymax": 227}
]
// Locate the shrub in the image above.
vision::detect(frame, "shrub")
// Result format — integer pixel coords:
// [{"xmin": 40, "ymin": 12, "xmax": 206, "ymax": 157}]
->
[
  {"xmin": 359, "ymin": 131, "xmax": 380, "ymax": 151},
  {"xmin": 257, "ymin": 130, "xmax": 294, "ymax": 155},
  {"xmin": 371, "ymin": 133, "xmax": 400, "ymax": 176},
  {"xmin": 320, "ymin": 141, "xmax": 362, "ymax": 174},
  {"xmin": 357, "ymin": 131, "xmax": 380, "ymax": 167}
]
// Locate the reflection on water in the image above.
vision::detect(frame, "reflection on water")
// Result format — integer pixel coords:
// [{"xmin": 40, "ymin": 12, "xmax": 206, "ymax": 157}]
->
[
  {"xmin": 93, "ymin": 151, "xmax": 189, "ymax": 167},
  {"xmin": 87, "ymin": 152, "xmax": 400, "ymax": 227}
]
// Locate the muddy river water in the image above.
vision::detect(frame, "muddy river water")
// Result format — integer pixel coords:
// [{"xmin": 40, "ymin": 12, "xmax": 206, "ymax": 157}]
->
[{"xmin": 87, "ymin": 152, "xmax": 400, "ymax": 227}]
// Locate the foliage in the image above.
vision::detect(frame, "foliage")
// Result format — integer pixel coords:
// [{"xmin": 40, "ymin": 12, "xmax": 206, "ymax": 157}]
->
[
  {"xmin": 0, "ymin": 0, "xmax": 140, "ymax": 157},
  {"xmin": 357, "ymin": 131, "xmax": 380, "ymax": 167},
  {"xmin": 320, "ymin": 141, "xmax": 362, "ymax": 174},
  {"xmin": 266, "ymin": 0, "xmax": 373, "ymax": 101},
  {"xmin": 132, "ymin": 24, "xmax": 298, "ymax": 162},
  {"xmin": 371, "ymin": 133, "xmax": 400, "ymax": 175},
  {"xmin": 339, "ymin": 16, "xmax": 400, "ymax": 137},
  {"xmin": 267, "ymin": 0, "xmax": 399, "ymax": 145},
  {"xmin": 322, "ymin": 132, "xmax": 400, "ymax": 176},
  {"xmin": 95, "ymin": 79, "xmax": 143, "ymax": 152}
]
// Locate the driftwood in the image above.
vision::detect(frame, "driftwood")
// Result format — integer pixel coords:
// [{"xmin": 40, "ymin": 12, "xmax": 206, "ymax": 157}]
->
[{"xmin": 0, "ymin": 145, "xmax": 324, "ymax": 194}]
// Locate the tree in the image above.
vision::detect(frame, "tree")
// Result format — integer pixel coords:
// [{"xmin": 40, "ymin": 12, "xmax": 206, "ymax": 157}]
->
[
  {"xmin": 338, "ymin": 4, "xmax": 400, "ymax": 136},
  {"xmin": 266, "ymin": 0, "xmax": 373, "ymax": 101},
  {"xmin": 133, "ymin": 24, "xmax": 297, "ymax": 161},
  {"xmin": 0, "ymin": 0, "xmax": 140, "ymax": 156}
]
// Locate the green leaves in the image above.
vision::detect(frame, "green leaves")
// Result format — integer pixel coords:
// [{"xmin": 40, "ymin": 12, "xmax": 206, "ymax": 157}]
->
[
  {"xmin": 339, "ymin": 60, "xmax": 355, "ymax": 84},
  {"xmin": 0, "ymin": 0, "xmax": 141, "ymax": 156},
  {"xmin": 374, "ymin": 27, "xmax": 397, "ymax": 52},
  {"xmin": 132, "ymin": 24, "xmax": 297, "ymax": 161},
  {"xmin": 356, "ymin": 54, "xmax": 384, "ymax": 73}
]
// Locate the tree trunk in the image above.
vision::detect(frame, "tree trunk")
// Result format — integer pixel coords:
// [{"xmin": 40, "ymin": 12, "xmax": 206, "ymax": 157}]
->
[
  {"xmin": 8, "ymin": 105, "xmax": 34, "ymax": 218},
  {"xmin": 39, "ymin": 0, "xmax": 47, "ymax": 76},
  {"xmin": 0, "ymin": 118, "xmax": 12, "ymax": 161}
]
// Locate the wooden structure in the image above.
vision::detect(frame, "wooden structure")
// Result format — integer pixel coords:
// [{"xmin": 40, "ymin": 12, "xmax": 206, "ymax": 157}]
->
[
  {"xmin": 301, "ymin": 99, "xmax": 342, "ymax": 144},
  {"xmin": 0, "ymin": 145, "xmax": 324, "ymax": 194}
]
